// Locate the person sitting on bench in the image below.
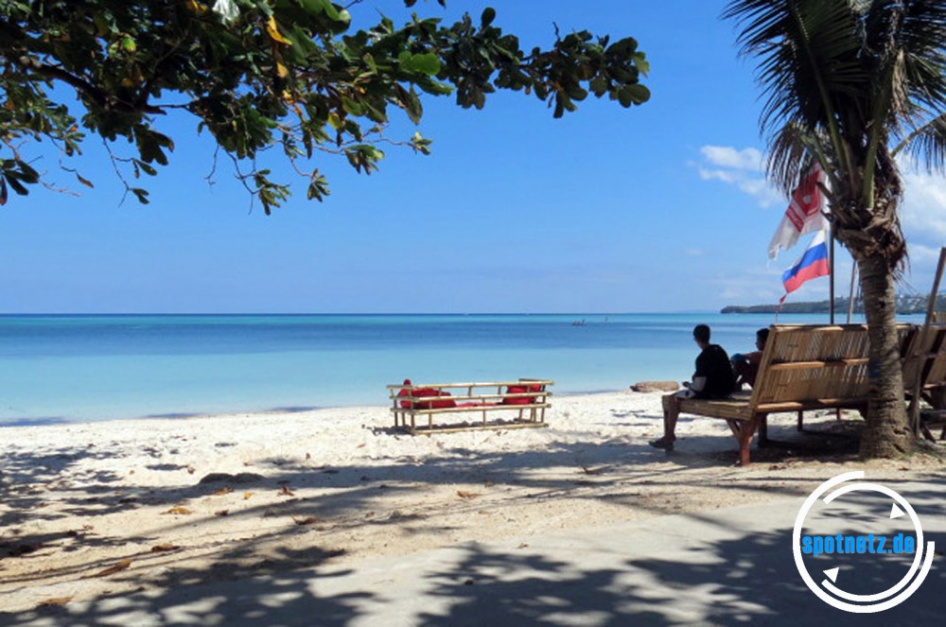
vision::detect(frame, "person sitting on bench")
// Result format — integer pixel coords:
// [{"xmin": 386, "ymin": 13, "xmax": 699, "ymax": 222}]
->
[
  {"xmin": 731, "ymin": 327, "xmax": 769, "ymax": 390},
  {"xmin": 650, "ymin": 324, "xmax": 736, "ymax": 451}
]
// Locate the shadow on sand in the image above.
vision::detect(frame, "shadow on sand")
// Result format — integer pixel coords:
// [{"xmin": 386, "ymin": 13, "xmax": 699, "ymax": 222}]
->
[{"xmin": 2, "ymin": 415, "xmax": 944, "ymax": 625}]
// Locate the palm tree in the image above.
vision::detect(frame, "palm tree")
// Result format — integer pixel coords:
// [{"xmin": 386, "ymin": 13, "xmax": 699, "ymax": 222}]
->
[{"xmin": 723, "ymin": 0, "xmax": 946, "ymax": 457}]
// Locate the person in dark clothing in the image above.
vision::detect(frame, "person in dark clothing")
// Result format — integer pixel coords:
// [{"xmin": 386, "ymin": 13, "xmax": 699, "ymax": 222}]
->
[
  {"xmin": 731, "ymin": 327, "xmax": 770, "ymax": 390},
  {"xmin": 650, "ymin": 324, "xmax": 736, "ymax": 450}
]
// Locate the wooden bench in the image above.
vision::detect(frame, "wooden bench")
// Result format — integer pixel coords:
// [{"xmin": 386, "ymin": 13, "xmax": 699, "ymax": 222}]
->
[
  {"xmin": 386, "ymin": 379, "xmax": 554, "ymax": 435},
  {"xmin": 676, "ymin": 324, "xmax": 913, "ymax": 466}
]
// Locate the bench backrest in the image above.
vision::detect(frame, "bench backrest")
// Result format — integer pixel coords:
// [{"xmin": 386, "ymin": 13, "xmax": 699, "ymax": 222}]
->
[{"xmin": 748, "ymin": 324, "xmax": 914, "ymax": 410}]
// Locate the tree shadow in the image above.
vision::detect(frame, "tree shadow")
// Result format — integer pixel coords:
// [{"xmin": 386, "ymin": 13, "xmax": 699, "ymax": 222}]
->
[
  {"xmin": 4, "ymin": 540, "xmax": 366, "ymax": 625},
  {"xmin": 410, "ymin": 505, "xmax": 946, "ymax": 626},
  {"xmin": 8, "ymin": 501, "xmax": 944, "ymax": 626},
  {"xmin": 2, "ymin": 411, "xmax": 944, "ymax": 622}
]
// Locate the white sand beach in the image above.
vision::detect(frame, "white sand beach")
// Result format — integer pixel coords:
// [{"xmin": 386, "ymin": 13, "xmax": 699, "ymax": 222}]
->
[{"xmin": 2, "ymin": 390, "xmax": 944, "ymax": 616}]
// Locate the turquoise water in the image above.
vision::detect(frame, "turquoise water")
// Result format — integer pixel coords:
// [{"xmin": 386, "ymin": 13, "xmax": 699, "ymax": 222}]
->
[{"xmin": 0, "ymin": 313, "xmax": 896, "ymax": 426}]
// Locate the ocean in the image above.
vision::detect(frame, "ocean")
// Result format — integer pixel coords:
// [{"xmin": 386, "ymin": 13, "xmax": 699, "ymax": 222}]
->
[{"xmin": 0, "ymin": 313, "xmax": 892, "ymax": 426}]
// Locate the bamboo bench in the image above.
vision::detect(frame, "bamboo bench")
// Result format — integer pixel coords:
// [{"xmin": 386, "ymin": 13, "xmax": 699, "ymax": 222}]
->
[
  {"xmin": 677, "ymin": 324, "xmax": 913, "ymax": 465},
  {"xmin": 386, "ymin": 379, "xmax": 553, "ymax": 435}
]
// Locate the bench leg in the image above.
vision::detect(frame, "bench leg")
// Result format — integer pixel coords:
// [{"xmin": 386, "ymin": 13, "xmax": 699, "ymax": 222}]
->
[
  {"xmin": 797, "ymin": 410, "xmax": 804, "ymax": 431},
  {"xmin": 738, "ymin": 438, "xmax": 751, "ymax": 466},
  {"xmin": 922, "ymin": 425, "xmax": 936, "ymax": 442},
  {"xmin": 736, "ymin": 416, "xmax": 763, "ymax": 466},
  {"xmin": 758, "ymin": 416, "xmax": 769, "ymax": 445}
]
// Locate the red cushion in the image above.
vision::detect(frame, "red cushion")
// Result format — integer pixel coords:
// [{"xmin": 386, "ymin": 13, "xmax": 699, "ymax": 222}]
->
[
  {"xmin": 416, "ymin": 395, "xmax": 457, "ymax": 409},
  {"xmin": 502, "ymin": 384, "xmax": 542, "ymax": 405},
  {"xmin": 397, "ymin": 382, "xmax": 457, "ymax": 409},
  {"xmin": 397, "ymin": 379, "xmax": 414, "ymax": 408}
]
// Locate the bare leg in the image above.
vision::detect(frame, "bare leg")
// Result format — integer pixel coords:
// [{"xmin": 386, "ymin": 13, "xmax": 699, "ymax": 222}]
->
[{"xmin": 651, "ymin": 393, "xmax": 679, "ymax": 449}]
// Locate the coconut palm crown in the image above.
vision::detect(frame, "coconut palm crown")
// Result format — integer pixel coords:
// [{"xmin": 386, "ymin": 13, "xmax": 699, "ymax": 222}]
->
[{"xmin": 724, "ymin": 0, "xmax": 946, "ymax": 457}]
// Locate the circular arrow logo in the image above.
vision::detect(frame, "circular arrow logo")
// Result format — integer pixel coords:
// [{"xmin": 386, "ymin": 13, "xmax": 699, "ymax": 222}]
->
[{"xmin": 793, "ymin": 472, "xmax": 935, "ymax": 613}]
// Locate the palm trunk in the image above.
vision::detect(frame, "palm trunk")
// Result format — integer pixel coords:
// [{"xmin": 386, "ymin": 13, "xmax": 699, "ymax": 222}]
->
[{"xmin": 857, "ymin": 253, "xmax": 913, "ymax": 458}]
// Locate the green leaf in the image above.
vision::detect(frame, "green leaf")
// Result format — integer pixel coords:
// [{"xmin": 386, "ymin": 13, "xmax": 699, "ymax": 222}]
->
[
  {"xmin": 618, "ymin": 84, "xmax": 650, "ymax": 106},
  {"xmin": 590, "ymin": 75, "xmax": 609, "ymax": 97},
  {"xmin": 398, "ymin": 51, "xmax": 441, "ymax": 76},
  {"xmin": 607, "ymin": 37, "xmax": 638, "ymax": 56},
  {"xmin": 342, "ymin": 97, "xmax": 366, "ymax": 116},
  {"xmin": 5, "ymin": 175, "xmax": 28, "ymax": 196},
  {"xmin": 130, "ymin": 187, "xmax": 150, "ymax": 204},
  {"xmin": 134, "ymin": 159, "xmax": 157, "ymax": 176},
  {"xmin": 566, "ymin": 83, "xmax": 589, "ymax": 101},
  {"xmin": 307, "ymin": 170, "xmax": 330, "ymax": 201}
]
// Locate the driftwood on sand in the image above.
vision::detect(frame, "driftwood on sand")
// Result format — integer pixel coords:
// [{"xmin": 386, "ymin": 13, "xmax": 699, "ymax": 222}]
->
[{"xmin": 630, "ymin": 380, "xmax": 679, "ymax": 393}]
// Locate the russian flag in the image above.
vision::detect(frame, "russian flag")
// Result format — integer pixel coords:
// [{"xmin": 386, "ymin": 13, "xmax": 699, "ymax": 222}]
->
[{"xmin": 781, "ymin": 229, "xmax": 830, "ymax": 297}]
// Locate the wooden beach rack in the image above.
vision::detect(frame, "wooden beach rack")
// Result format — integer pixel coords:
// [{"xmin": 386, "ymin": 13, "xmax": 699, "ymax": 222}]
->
[{"xmin": 386, "ymin": 379, "xmax": 554, "ymax": 434}]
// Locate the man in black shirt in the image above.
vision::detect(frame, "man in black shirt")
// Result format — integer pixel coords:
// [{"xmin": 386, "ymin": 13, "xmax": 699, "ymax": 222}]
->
[{"xmin": 650, "ymin": 324, "xmax": 736, "ymax": 450}]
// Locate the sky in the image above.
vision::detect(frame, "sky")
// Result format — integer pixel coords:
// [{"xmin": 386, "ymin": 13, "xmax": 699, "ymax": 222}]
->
[{"xmin": 2, "ymin": 0, "xmax": 946, "ymax": 314}]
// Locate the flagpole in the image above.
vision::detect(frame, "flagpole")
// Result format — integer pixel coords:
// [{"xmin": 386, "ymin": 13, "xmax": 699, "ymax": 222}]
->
[
  {"xmin": 829, "ymin": 225, "xmax": 835, "ymax": 324},
  {"xmin": 847, "ymin": 263, "xmax": 858, "ymax": 323}
]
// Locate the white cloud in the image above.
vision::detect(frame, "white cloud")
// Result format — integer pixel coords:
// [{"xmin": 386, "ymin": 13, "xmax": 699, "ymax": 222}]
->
[
  {"xmin": 906, "ymin": 243, "xmax": 943, "ymax": 266},
  {"xmin": 698, "ymin": 167, "xmax": 737, "ymax": 184},
  {"xmin": 899, "ymin": 159, "xmax": 946, "ymax": 244},
  {"xmin": 700, "ymin": 146, "xmax": 764, "ymax": 171},
  {"xmin": 696, "ymin": 145, "xmax": 782, "ymax": 208}
]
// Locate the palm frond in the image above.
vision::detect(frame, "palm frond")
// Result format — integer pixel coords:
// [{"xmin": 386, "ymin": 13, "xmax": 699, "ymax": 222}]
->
[
  {"xmin": 766, "ymin": 122, "xmax": 829, "ymax": 196},
  {"xmin": 724, "ymin": 0, "xmax": 866, "ymax": 133},
  {"xmin": 895, "ymin": 112, "xmax": 946, "ymax": 170},
  {"xmin": 865, "ymin": 1, "xmax": 946, "ymax": 132}
]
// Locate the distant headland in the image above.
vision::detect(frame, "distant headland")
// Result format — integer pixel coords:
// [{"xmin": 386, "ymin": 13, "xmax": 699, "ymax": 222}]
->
[{"xmin": 721, "ymin": 294, "xmax": 946, "ymax": 315}]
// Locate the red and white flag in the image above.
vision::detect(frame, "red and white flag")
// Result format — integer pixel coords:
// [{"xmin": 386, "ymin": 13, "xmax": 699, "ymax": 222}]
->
[{"xmin": 768, "ymin": 162, "xmax": 826, "ymax": 259}]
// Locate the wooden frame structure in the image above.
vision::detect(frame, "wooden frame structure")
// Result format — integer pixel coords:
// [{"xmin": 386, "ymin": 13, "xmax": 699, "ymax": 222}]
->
[
  {"xmin": 903, "ymin": 323, "xmax": 946, "ymax": 404},
  {"xmin": 903, "ymin": 322, "xmax": 946, "ymax": 440},
  {"xmin": 677, "ymin": 324, "xmax": 914, "ymax": 466},
  {"xmin": 386, "ymin": 379, "xmax": 554, "ymax": 435}
]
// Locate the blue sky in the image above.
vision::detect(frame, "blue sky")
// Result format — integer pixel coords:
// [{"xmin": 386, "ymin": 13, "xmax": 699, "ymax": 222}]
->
[{"xmin": 2, "ymin": 0, "xmax": 945, "ymax": 314}]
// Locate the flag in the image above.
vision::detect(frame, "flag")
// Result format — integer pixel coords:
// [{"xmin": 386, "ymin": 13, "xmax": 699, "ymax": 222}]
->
[
  {"xmin": 780, "ymin": 229, "xmax": 830, "ymax": 302},
  {"xmin": 768, "ymin": 162, "xmax": 826, "ymax": 259}
]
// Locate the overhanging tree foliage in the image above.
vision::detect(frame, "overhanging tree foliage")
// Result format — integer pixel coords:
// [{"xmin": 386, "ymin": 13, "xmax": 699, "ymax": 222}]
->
[
  {"xmin": 725, "ymin": 0, "xmax": 946, "ymax": 458},
  {"xmin": 0, "ymin": 0, "xmax": 650, "ymax": 211}
]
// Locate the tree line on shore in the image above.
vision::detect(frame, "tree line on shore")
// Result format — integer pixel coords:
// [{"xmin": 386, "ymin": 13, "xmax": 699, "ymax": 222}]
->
[{"xmin": 721, "ymin": 294, "xmax": 946, "ymax": 315}]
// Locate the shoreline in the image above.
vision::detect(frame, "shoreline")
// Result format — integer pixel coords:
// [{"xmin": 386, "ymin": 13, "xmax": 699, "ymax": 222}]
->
[
  {"xmin": 2, "ymin": 391, "xmax": 944, "ymax": 615},
  {"xmin": 0, "ymin": 388, "xmax": 631, "ymax": 429}
]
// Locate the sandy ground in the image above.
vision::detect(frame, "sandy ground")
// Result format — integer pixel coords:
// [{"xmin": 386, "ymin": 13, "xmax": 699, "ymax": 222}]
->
[{"xmin": 1, "ymin": 390, "xmax": 944, "ymax": 614}]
